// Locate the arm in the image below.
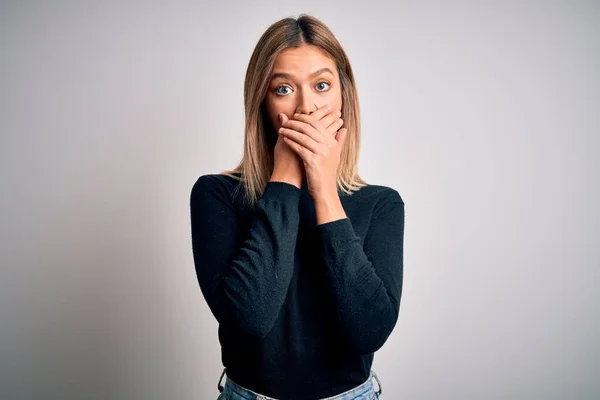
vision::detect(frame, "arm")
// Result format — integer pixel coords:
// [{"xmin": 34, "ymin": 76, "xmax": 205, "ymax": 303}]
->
[
  {"xmin": 316, "ymin": 189, "xmax": 405, "ymax": 355},
  {"xmin": 190, "ymin": 175, "xmax": 301, "ymax": 340}
]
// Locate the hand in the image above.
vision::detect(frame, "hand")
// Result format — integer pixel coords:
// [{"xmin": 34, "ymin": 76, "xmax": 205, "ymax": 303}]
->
[
  {"xmin": 278, "ymin": 104, "xmax": 347, "ymax": 199},
  {"xmin": 270, "ymin": 112, "xmax": 305, "ymax": 188}
]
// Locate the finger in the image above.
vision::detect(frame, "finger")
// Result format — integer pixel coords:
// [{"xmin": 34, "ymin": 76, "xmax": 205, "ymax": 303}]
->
[
  {"xmin": 293, "ymin": 105, "xmax": 335, "ymax": 125},
  {"xmin": 278, "ymin": 112, "xmax": 289, "ymax": 130},
  {"xmin": 281, "ymin": 119, "xmax": 325, "ymax": 144},
  {"xmin": 295, "ymin": 107, "xmax": 342, "ymax": 137},
  {"xmin": 278, "ymin": 127, "xmax": 321, "ymax": 154},
  {"xmin": 309, "ymin": 103, "xmax": 333, "ymax": 121},
  {"xmin": 326, "ymin": 116, "xmax": 344, "ymax": 136},
  {"xmin": 336, "ymin": 128, "xmax": 348, "ymax": 144},
  {"xmin": 318, "ymin": 108, "xmax": 340, "ymax": 126},
  {"xmin": 282, "ymin": 136, "xmax": 310, "ymax": 160},
  {"xmin": 322, "ymin": 109, "xmax": 342, "ymax": 133}
]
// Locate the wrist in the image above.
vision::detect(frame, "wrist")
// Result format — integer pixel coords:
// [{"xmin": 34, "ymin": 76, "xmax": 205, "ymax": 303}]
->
[
  {"xmin": 270, "ymin": 171, "xmax": 302, "ymax": 189},
  {"xmin": 313, "ymin": 192, "xmax": 346, "ymax": 225},
  {"xmin": 313, "ymin": 190, "xmax": 340, "ymax": 206}
]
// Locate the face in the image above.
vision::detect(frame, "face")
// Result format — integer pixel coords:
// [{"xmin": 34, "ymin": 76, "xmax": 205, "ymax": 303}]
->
[{"xmin": 263, "ymin": 44, "xmax": 343, "ymax": 137}]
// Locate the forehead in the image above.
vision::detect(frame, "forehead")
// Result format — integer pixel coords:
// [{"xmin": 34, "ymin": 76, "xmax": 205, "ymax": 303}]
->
[{"xmin": 271, "ymin": 45, "xmax": 336, "ymax": 77}]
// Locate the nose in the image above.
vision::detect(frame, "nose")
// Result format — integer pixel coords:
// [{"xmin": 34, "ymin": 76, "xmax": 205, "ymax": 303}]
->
[{"xmin": 295, "ymin": 94, "xmax": 318, "ymax": 115}]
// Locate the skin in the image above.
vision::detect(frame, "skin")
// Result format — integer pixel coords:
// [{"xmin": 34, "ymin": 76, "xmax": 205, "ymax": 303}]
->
[{"xmin": 264, "ymin": 44, "xmax": 349, "ymax": 225}]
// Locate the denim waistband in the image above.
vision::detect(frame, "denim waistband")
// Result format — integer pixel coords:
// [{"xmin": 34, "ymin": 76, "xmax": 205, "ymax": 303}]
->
[{"xmin": 217, "ymin": 367, "xmax": 382, "ymax": 399}]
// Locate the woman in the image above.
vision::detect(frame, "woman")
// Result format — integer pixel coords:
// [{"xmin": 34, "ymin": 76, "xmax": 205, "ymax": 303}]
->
[{"xmin": 190, "ymin": 14, "xmax": 405, "ymax": 400}]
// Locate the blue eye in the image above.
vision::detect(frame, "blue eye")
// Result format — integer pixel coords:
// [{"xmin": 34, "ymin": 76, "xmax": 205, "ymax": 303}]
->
[
  {"xmin": 315, "ymin": 81, "xmax": 330, "ymax": 91},
  {"xmin": 275, "ymin": 86, "xmax": 292, "ymax": 95},
  {"xmin": 275, "ymin": 81, "xmax": 331, "ymax": 96}
]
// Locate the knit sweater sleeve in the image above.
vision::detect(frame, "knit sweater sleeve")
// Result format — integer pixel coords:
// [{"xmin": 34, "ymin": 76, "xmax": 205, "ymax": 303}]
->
[
  {"xmin": 190, "ymin": 175, "xmax": 301, "ymax": 340},
  {"xmin": 317, "ymin": 188, "xmax": 405, "ymax": 355}
]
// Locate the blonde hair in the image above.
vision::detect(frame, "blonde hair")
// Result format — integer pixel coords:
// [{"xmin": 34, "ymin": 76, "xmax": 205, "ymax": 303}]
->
[{"xmin": 220, "ymin": 14, "xmax": 367, "ymax": 207}]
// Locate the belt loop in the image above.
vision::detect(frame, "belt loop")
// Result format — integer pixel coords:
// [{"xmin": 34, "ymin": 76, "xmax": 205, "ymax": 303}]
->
[
  {"xmin": 371, "ymin": 369, "xmax": 382, "ymax": 397},
  {"xmin": 217, "ymin": 367, "xmax": 227, "ymax": 393}
]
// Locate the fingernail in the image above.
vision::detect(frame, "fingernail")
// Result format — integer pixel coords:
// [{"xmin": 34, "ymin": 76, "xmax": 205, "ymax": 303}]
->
[
  {"xmin": 294, "ymin": 113, "xmax": 299, "ymax": 118},
  {"xmin": 279, "ymin": 114, "xmax": 284, "ymax": 123}
]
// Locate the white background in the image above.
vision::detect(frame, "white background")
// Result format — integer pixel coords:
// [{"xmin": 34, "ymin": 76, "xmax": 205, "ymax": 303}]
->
[{"xmin": 1, "ymin": 1, "xmax": 598, "ymax": 399}]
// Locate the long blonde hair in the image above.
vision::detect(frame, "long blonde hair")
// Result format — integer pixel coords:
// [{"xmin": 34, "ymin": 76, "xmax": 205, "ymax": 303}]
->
[{"xmin": 220, "ymin": 14, "xmax": 367, "ymax": 207}]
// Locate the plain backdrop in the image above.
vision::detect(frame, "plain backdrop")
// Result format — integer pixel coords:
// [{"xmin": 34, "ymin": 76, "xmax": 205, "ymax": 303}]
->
[{"xmin": 1, "ymin": 1, "xmax": 599, "ymax": 399}]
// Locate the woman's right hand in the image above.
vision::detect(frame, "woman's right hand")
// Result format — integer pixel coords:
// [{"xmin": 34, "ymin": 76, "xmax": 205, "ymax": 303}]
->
[{"xmin": 270, "ymin": 112, "xmax": 305, "ymax": 188}]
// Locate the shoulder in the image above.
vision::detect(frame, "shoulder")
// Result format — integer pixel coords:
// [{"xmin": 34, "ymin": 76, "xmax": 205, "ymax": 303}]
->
[
  {"xmin": 354, "ymin": 182, "xmax": 404, "ymax": 218},
  {"xmin": 190, "ymin": 173, "xmax": 243, "ymax": 205},
  {"xmin": 192, "ymin": 172, "xmax": 240, "ymax": 188}
]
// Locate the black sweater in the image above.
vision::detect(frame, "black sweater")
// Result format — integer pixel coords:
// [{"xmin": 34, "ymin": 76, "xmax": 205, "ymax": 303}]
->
[{"xmin": 190, "ymin": 173, "xmax": 405, "ymax": 399}]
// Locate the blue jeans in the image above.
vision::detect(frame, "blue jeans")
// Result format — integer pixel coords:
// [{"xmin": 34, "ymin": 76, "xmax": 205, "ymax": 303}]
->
[{"xmin": 216, "ymin": 367, "xmax": 382, "ymax": 399}]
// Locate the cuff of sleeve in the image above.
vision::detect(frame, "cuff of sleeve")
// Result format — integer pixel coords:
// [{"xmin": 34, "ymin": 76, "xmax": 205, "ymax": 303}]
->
[
  {"xmin": 317, "ymin": 217, "xmax": 357, "ymax": 242},
  {"xmin": 262, "ymin": 181, "xmax": 302, "ymax": 202}
]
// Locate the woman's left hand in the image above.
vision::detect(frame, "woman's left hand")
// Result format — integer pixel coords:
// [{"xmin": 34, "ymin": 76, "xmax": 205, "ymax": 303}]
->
[{"xmin": 278, "ymin": 107, "xmax": 347, "ymax": 200}]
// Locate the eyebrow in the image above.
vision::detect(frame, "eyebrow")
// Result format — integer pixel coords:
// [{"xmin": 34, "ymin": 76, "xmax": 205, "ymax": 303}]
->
[{"xmin": 270, "ymin": 67, "xmax": 334, "ymax": 81}]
